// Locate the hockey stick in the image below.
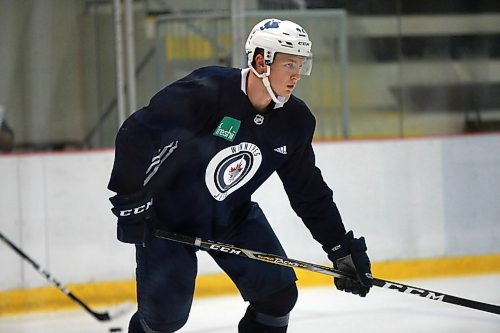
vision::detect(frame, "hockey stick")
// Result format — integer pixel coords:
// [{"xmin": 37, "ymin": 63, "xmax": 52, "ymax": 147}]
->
[
  {"xmin": 0, "ymin": 231, "xmax": 112, "ymax": 321},
  {"xmin": 154, "ymin": 229, "xmax": 500, "ymax": 315}
]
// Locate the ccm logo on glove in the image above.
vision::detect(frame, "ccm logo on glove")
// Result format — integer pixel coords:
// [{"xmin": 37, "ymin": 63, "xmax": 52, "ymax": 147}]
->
[{"xmin": 118, "ymin": 198, "xmax": 153, "ymax": 216}]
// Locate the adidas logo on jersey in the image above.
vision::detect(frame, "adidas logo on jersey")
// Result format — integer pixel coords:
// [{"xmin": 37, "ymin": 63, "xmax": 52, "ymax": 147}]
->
[{"xmin": 274, "ymin": 146, "xmax": 287, "ymax": 155}]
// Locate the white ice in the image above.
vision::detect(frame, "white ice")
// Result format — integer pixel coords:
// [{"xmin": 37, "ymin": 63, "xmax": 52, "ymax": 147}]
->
[{"xmin": 1, "ymin": 274, "xmax": 499, "ymax": 333}]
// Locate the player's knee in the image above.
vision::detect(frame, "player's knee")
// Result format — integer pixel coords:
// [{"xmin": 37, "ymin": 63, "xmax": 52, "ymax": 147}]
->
[
  {"xmin": 238, "ymin": 283, "xmax": 298, "ymax": 332},
  {"xmin": 252, "ymin": 283, "xmax": 298, "ymax": 316}
]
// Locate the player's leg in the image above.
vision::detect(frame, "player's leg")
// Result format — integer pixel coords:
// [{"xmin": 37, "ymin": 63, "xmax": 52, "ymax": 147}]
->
[
  {"xmin": 237, "ymin": 284, "xmax": 298, "ymax": 333},
  {"xmin": 128, "ymin": 234, "xmax": 198, "ymax": 333},
  {"xmin": 211, "ymin": 202, "xmax": 298, "ymax": 333}
]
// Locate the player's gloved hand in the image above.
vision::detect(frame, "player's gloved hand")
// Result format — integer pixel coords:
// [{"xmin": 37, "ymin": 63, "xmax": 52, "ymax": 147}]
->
[
  {"xmin": 327, "ymin": 230, "xmax": 373, "ymax": 297},
  {"xmin": 109, "ymin": 189, "xmax": 157, "ymax": 245}
]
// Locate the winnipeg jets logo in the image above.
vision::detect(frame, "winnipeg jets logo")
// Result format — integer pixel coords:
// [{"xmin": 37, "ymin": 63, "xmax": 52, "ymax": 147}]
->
[
  {"xmin": 260, "ymin": 20, "xmax": 280, "ymax": 30},
  {"xmin": 228, "ymin": 159, "xmax": 244, "ymax": 181},
  {"xmin": 205, "ymin": 142, "xmax": 262, "ymax": 201}
]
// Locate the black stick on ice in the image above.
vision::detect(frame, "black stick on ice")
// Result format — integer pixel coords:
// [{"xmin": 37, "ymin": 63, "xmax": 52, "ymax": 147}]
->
[
  {"xmin": 155, "ymin": 229, "xmax": 500, "ymax": 315},
  {"xmin": 0, "ymin": 231, "xmax": 111, "ymax": 321}
]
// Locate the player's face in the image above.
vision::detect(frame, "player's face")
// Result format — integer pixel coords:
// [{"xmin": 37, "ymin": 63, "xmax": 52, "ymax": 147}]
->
[{"xmin": 269, "ymin": 53, "xmax": 305, "ymax": 96}]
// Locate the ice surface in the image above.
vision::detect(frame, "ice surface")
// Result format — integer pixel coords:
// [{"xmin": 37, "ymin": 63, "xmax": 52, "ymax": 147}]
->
[{"xmin": 1, "ymin": 274, "xmax": 499, "ymax": 333}]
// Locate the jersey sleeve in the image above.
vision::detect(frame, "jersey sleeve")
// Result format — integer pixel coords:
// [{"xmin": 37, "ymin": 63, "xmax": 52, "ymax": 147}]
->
[
  {"xmin": 108, "ymin": 69, "xmax": 218, "ymax": 195},
  {"xmin": 276, "ymin": 113, "xmax": 346, "ymax": 250}
]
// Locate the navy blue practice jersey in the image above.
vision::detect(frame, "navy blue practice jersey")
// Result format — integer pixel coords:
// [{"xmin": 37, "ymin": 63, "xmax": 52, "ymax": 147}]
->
[{"xmin": 108, "ymin": 66, "xmax": 346, "ymax": 249}]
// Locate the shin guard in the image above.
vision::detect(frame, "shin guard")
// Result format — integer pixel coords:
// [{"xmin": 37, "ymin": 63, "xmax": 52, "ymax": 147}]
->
[{"xmin": 238, "ymin": 284, "xmax": 298, "ymax": 333}]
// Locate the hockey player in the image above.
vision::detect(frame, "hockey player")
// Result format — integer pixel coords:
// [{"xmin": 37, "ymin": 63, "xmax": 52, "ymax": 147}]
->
[{"xmin": 108, "ymin": 18, "xmax": 373, "ymax": 333}]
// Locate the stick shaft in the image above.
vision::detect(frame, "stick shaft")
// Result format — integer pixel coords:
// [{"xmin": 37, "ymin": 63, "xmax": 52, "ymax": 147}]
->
[
  {"xmin": 155, "ymin": 229, "xmax": 500, "ymax": 315},
  {"xmin": 0, "ymin": 231, "xmax": 110, "ymax": 321}
]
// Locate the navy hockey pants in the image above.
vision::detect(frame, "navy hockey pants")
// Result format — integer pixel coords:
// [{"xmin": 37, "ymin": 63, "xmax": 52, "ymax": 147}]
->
[{"xmin": 131, "ymin": 202, "xmax": 297, "ymax": 332}]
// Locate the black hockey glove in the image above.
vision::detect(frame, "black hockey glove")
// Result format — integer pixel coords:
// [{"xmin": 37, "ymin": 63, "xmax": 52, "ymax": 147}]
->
[
  {"xmin": 327, "ymin": 231, "xmax": 373, "ymax": 297},
  {"xmin": 109, "ymin": 189, "xmax": 157, "ymax": 245}
]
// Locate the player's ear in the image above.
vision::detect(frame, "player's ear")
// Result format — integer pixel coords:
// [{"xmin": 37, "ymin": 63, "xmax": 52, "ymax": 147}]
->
[{"xmin": 254, "ymin": 53, "xmax": 266, "ymax": 74}]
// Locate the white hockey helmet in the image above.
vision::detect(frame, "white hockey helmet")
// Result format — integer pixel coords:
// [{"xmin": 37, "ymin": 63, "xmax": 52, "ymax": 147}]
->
[{"xmin": 245, "ymin": 18, "xmax": 313, "ymax": 75}]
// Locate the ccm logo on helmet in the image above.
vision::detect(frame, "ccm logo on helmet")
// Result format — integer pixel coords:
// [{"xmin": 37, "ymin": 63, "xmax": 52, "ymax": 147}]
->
[
  {"xmin": 119, "ymin": 198, "xmax": 153, "ymax": 217},
  {"xmin": 298, "ymin": 41, "xmax": 310, "ymax": 46}
]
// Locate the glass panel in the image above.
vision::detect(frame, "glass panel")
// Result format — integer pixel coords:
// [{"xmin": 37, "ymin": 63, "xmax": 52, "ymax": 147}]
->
[{"xmin": 1, "ymin": 0, "xmax": 498, "ymax": 151}]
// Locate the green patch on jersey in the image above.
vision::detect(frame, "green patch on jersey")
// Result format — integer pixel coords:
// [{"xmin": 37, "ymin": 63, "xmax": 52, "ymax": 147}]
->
[{"xmin": 213, "ymin": 116, "xmax": 241, "ymax": 142}]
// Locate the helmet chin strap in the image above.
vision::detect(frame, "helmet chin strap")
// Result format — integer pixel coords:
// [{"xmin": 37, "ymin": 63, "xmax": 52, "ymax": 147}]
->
[{"xmin": 250, "ymin": 66, "xmax": 287, "ymax": 105}]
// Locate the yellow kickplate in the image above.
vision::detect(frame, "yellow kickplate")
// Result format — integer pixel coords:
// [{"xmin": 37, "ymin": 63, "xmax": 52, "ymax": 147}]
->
[{"xmin": 1, "ymin": 253, "xmax": 499, "ymax": 317}]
